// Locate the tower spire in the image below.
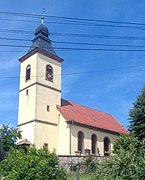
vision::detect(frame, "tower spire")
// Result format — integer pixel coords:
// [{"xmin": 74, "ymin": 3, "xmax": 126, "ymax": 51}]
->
[{"xmin": 29, "ymin": 8, "xmax": 57, "ymax": 56}]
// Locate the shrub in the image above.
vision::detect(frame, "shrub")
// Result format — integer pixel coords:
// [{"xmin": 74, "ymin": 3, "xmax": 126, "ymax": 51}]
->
[
  {"xmin": 95, "ymin": 134, "xmax": 145, "ymax": 180},
  {"xmin": 83, "ymin": 155, "xmax": 96, "ymax": 173},
  {"xmin": 0, "ymin": 147, "xmax": 67, "ymax": 180}
]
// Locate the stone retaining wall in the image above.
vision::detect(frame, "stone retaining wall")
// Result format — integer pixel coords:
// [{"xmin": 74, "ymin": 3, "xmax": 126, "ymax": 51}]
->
[{"xmin": 58, "ymin": 155, "xmax": 105, "ymax": 170}]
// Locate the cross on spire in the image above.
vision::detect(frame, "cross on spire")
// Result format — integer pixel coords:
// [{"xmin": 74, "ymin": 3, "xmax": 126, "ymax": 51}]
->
[{"xmin": 41, "ymin": 8, "xmax": 46, "ymax": 24}]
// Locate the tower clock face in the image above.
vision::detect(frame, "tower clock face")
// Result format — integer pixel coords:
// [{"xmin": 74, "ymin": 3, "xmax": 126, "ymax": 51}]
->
[
  {"xmin": 46, "ymin": 72, "xmax": 53, "ymax": 81},
  {"xmin": 46, "ymin": 65, "xmax": 53, "ymax": 82}
]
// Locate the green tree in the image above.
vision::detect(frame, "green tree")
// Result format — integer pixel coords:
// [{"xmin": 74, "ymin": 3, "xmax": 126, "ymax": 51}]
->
[
  {"xmin": 113, "ymin": 133, "xmax": 142, "ymax": 154},
  {"xmin": 95, "ymin": 134, "xmax": 145, "ymax": 180},
  {"xmin": 0, "ymin": 147, "xmax": 67, "ymax": 180},
  {"xmin": 129, "ymin": 86, "xmax": 145, "ymax": 140},
  {"xmin": 0, "ymin": 124, "xmax": 21, "ymax": 151}
]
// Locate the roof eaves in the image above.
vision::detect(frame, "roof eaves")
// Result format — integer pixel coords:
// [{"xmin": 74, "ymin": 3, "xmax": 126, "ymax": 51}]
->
[
  {"xmin": 66, "ymin": 120, "xmax": 126, "ymax": 135},
  {"xmin": 19, "ymin": 48, "xmax": 63, "ymax": 63}
]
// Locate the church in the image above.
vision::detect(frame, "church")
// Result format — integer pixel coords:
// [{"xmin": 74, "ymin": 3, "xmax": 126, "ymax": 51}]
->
[{"xmin": 17, "ymin": 20, "xmax": 127, "ymax": 156}]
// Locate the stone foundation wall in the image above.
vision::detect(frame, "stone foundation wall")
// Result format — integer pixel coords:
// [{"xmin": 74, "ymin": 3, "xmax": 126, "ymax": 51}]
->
[{"xmin": 58, "ymin": 155, "xmax": 105, "ymax": 170}]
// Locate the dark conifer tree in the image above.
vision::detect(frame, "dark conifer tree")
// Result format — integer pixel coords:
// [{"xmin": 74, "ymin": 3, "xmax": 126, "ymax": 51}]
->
[{"xmin": 129, "ymin": 86, "xmax": 145, "ymax": 140}]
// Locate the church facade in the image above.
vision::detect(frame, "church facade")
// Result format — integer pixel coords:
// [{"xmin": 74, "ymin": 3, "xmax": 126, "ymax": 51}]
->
[{"xmin": 17, "ymin": 22, "xmax": 127, "ymax": 156}]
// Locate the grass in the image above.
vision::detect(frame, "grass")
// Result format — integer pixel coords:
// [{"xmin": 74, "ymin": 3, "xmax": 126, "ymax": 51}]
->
[{"xmin": 67, "ymin": 172, "xmax": 95, "ymax": 180}]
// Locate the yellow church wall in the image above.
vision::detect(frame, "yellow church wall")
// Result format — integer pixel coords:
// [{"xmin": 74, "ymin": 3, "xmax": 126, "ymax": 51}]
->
[
  {"xmin": 18, "ymin": 121, "xmax": 35, "ymax": 145},
  {"xmin": 34, "ymin": 121, "xmax": 57, "ymax": 150},
  {"xmin": 70, "ymin": 124, "xmax": 118, "ymax": 156},
  {"xmin": 57, "ymin": 113, "xmax": 70, "ymax": 155},
  {"xmin": 35, "ymin": 85, "xmax": 60, "ymax": 125},
  {"xmin": 18, "ymin": 121, "xmax": 58, "ymax": 151},
  {"xmin": 18, "ymin": 84, "xmax": 36, "ymax": 125}
]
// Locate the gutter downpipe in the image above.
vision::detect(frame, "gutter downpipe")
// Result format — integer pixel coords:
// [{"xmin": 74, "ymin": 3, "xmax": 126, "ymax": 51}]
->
[{"xmin": 69, "ymin": 120, "xmax": 73, "ymax": 156}]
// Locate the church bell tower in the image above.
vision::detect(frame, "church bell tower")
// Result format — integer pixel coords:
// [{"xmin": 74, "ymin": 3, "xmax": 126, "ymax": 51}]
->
[{"xmin": 17, "ymin": 20, "xmax": 63, "ymax": 150}]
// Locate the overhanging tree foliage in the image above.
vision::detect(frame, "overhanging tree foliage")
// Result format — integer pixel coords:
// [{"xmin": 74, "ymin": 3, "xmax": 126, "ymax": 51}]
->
[
  {"xmin": 129, "ymin": 86, "xmax": 145, "ymax": 140},
  {"xmin": 0, "ymin": 124, "xmax": 21, "ymax": 151}
]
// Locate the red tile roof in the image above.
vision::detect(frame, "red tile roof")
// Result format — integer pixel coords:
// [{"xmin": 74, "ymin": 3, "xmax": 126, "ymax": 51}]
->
[{"xmin": 57, "ymin": 99, "xmax": 127, "ymax": 134}]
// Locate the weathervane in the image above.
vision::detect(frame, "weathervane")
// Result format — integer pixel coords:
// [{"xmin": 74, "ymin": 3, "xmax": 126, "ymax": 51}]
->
[{"xmin": 41, "ymin": 8, "xmax": 46, "ymax": 24}]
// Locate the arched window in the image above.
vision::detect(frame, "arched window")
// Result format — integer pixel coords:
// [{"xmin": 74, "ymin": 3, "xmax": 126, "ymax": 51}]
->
[
  {"xmin": 26, "ymin": 65, "xmax": 31, "ymax": 81},
  {"xmin": 78, "ymin": 131, "xmax": 84, "ymax": 152},
  {"xmin": 46, "ymin": 65, "xmax": 53, "ymax": 82},
  {"xmin": 104, "ymin": 137, "xmax": 110, "ymax": 156},
  {"xmin": 91, "ymin": 134, "xmax": 97, "ymax": 154}
]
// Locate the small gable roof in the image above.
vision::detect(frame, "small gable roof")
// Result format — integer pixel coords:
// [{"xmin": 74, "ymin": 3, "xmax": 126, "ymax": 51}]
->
[
  {"xmin": 17, "ymin": 139, "xmax": 32, "ymax": 146},
  {"xmin": 57, "ymin": 99, "xmax": 127, "ymax": 134}
]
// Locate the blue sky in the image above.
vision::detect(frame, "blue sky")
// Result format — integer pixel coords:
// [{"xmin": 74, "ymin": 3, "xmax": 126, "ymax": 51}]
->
[{"xmin": 0, "ymin": 0, "xmax": 145, "ymax": 129}]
